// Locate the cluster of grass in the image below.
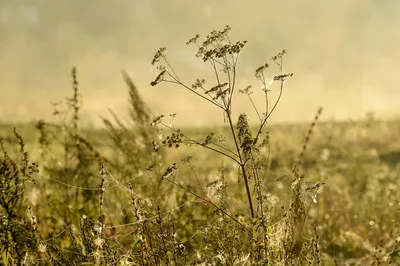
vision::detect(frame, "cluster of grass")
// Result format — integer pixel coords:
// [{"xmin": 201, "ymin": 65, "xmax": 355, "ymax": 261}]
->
[{"xmin": 1, "ymin": 26, "xmax": 400, "ymax": 265}]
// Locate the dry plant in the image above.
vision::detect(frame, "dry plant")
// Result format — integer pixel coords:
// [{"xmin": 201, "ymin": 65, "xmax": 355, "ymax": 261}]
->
[
  {"xmin": 148, "ymin": 25, "xmax": 329, "ymax": 264},
  {"xmin": 0, "ymin": 129, "xmax": 39, "ymax": 265},
  {"xmin": 1, "ymin": 25, "xmax": 398, "ymax": 266}
]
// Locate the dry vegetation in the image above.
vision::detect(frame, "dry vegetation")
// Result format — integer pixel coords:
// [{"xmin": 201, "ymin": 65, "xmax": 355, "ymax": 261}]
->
[{"xmin": 1, "ymin": 27, "xmax": 399, "ymax": 265}]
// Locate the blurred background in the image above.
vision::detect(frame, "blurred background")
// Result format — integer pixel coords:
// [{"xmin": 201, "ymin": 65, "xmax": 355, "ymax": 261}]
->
[{"xmin": 0, "ymin": 0, "xmax": 399, "ymax": 127}]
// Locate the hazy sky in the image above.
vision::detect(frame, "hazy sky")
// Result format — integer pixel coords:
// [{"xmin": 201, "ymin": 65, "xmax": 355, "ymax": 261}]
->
[{"xmin": 0, "ymin": 0, "xmax": 399, "ymax": 127}]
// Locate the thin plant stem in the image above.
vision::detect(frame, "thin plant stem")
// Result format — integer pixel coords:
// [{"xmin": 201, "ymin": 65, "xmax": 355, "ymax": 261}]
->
[{"xmin": 225, "ymin": 110, "xmax": 255, "ymax": 219}]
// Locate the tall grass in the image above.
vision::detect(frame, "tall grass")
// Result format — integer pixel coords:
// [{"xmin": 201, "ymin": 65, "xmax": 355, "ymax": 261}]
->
[{"xmin": 0, "ymin": 26, "xmax": 399, "ymax": 265}]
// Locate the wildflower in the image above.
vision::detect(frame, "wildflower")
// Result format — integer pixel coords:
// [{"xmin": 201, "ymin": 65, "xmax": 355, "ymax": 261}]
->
[{"xmin": 38, "ymin": 243, "xmax": 47, "ymax": 253}]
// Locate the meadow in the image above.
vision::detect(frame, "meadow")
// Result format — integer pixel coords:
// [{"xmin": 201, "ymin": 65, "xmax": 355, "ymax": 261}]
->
[{"xmin": 1, "ymin": 27, "xmax": 399, "ymax": 265}]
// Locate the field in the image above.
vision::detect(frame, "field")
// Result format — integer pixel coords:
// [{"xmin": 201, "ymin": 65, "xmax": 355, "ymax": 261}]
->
[{"xmin": 1, "ymin": 27, "xmax": 400, "ymax": 265}]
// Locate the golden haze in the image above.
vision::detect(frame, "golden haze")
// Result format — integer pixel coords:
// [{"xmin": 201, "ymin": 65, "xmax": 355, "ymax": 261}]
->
[{"xmin": 0, "ymin": 0, "xmax": 399, "ymax": 127}]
